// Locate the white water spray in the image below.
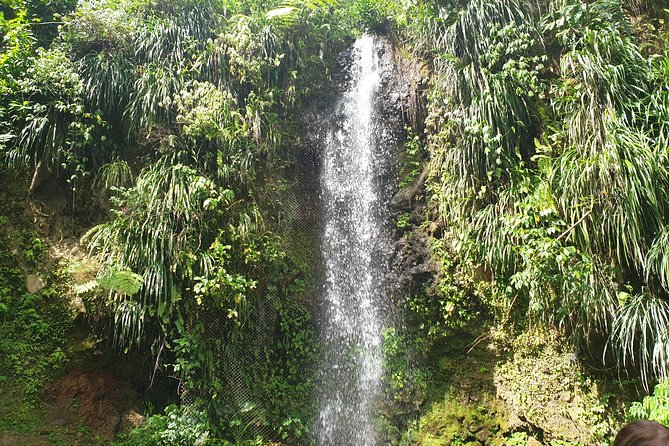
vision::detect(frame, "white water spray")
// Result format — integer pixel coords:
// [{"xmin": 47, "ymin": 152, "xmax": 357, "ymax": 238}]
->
[{"xmin": 316, "ymin": 35, "xmax": 393, "ymax": 446}]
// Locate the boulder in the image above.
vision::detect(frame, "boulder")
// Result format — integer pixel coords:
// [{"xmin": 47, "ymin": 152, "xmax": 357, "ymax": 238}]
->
[
  {"xmin": 390, "ymin": 169, "xmax": 427, "ymax": 212},
  {"xmin": 26, "ymin": 274, "xmax": 45, "ymax": 293}
]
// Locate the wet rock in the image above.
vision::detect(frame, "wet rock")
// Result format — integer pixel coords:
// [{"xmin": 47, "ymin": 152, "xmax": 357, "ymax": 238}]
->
[
  {"xmin": 427, "ymin": 221, "xmax": 441, "ymax": 236},
  {"xmin": 390, "ymin": 227, "xmax": 438, "ymax": 299},
  {"xmin": 116, "ymin": 409, "xmax": 146, "ymax": 434},
  {"xmin": 69, "ymin": 295, "xmax": 86, "ymax": 315},
  {"xmin": 507, "ymin": 412, "xmax": 528, "ymax": 431},
  {"xmin": 390, "ymin": 168, "xmax": 427, "ymax": 212},
  {"xmin": 332, "ymin": 48, "xmax": 359, "ymax": 90},
  {"xmin": 27, "ymin": 274, "xmax": 45, "ymax": 293}
]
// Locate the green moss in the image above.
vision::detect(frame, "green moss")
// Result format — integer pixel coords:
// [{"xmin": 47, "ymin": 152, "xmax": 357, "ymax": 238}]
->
[
  {"xmin": 0, "ymin": 275, "xmax": 72, "ymax": 399},
  {"xmin": 407, "ymin": 398, "xmax": 507, "ymax": 446},
  {"xmin": 494, "ymin": 329, "xmax": 619, "ymax": 445},
  {"xmin": 396, "ymin": 321, "xmax": 627, "ymax": 446},
  {"xmin": 0, "ymin": 212, "xmax": 73, "ymax": 401},
  {"xmin": 398, "ymin": 325, "xmax": 508, "ymax": 446}
]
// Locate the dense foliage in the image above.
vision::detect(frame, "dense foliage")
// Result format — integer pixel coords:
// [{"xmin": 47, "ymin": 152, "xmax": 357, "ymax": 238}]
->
[
  {"xmin": 0, "ymin": 0, "xmax": 352, "ymax": 443},
  {"xmin": 3, "ymin": 0, "xmax": 669, "ymax": 444},
  {"xmin": 0, "ymin": 214, "xmax": 68, "ymax": 400},
  {"xmin": 399, "ymin": 0, "xmax": 669, "ymax": 388}
]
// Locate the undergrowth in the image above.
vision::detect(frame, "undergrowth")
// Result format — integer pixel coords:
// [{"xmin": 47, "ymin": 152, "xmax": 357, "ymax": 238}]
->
[{"xmin": 0, "ymin": 210, "xmax": 71, "ymax": 401}]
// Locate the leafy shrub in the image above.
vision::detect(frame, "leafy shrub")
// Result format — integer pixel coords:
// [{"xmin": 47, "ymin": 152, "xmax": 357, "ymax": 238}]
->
[
  {"xmin": 381, "ymin": 328, "xmax": 428, "ymax": 407},
  {"xmin": 506, "ymin": 431, "xmax": 528, "ymax": 446},
  {"xmin": 628, "ymin": 381, "xmax": 669, "ymax": 425},
  {"xmin": 337, "ymin": 0, "xmax": 401, "ymax": 33},
  {"xmin": 398, "ymin": 127, "xmax": 425, "ymax": 189},
  {"xmin": 117, "ymin": 404, "xmax": 209, "ymax": 446},
  {"xmin": 380, "ymin": 327, "xmax": 429, "ymax": 444},
  {"xmin": 0, "ymin": 217, "xmax": 70, "ymax": 400},
  {"xmin": 396, "ymin": 213, "xmax": 411, "ymax": 230}
]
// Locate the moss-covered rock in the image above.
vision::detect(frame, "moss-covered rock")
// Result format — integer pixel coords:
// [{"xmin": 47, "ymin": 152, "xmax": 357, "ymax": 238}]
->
[
  {"xmin": 408, "ymin": 398, "xmax": 508, "ymax": 446},
  {"xmin": 494, "ymin": 329, "xmax": 619, "ymax": 445},
  {"xmin": 397, "ymin": 326, "xmax": 509, "ymax": 446},
  {"xmin": 398, "ymin": 326, "xmax": 626, "ymax": 446}
]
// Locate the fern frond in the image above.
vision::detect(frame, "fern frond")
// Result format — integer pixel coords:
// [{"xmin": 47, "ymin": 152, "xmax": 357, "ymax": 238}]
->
[
  {"xmin": 74, "ymin": 279, "xmax": 100, "ymax": 295},
  {"xmin": 98, "ymin": 267, "xmax": 144, "ymax": 296}
]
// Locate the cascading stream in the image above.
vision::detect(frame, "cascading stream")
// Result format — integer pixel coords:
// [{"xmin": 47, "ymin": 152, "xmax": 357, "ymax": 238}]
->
[{"xmin": 316, "ymin": 35, "xmax": 394, "ymax": 446}]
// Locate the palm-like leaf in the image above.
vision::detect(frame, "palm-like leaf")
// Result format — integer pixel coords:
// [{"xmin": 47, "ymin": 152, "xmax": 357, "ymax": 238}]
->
[
  {"xmin": 610, "ymin": 294, "xmax": 669, "ymax": 387},
  {"xmin": 79, "ymin": 51, "xmax": 135, "ymax": 119},
  {"xmin": 433, "ymin": 0, "xmax": 543, "ymax": 189},
  {"xmin": 86, "ymin": 162, "xmax": 227, "ymax": 349},
  {"xmin": 95, "ymin": 159, "xmax": 134, "ymax": 192},
  {"xmin": 552, "ymin": 119, "xmax": 669, "ymax": 272},
  {"xmin": 125, "ymin": 63, "xmax": 185, "ymax": 136},
  {"xmin": 554, "ymin": 27, "xmax": 648, "ymax": 156}
]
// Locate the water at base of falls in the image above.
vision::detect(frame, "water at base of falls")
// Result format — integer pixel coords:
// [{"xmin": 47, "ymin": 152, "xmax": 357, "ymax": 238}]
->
[{"xmin": 316, "ymin": 35, "xmax": 394, "ymax": 446}]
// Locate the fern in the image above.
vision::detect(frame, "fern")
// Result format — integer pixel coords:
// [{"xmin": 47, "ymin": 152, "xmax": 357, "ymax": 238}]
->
[
  {"xmin": 73, "ymin": 279, "xmax": 99, "ymax": 295},
  {"xmin": 74, "ymin": 266, "xmax": 143, "ymax": 296},
  {"xmin": 97, "ymin": 266, "xmax": 144, "ymax": 296}
]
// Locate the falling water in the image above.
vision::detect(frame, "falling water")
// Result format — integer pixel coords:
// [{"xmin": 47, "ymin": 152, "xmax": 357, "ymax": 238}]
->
[{"xmin": 316, "ymin": 35, "xmax": 394, "ymax": 446}]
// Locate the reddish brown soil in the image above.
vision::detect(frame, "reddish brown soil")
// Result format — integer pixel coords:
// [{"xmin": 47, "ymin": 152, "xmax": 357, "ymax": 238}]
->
[{"xmin": 43, "ymin": 368, "xmax": 139, "ymax": 439}]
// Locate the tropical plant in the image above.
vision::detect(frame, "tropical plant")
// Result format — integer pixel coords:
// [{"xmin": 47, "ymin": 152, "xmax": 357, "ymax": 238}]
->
[
  {"xmin": 84, "ymin": 162, "xmax": 229, "ymax": 350},
  {"xmin": 628, "ymin": 381, "xmax": 669, "ymax": 425},
  {"xmin": 94, "ymin": 159, "xmax": 134, "ymax": 192},
  {"xmin": 545, "ymin": 0, "xmax": 669, "ymax": 385},
  {"xmin": 610, "ymin": 295, "xmax": 669, "ymax": 386},
  {"xmin": 78, "ymin": 51, "xmax": 135, "ymax": 121},
  {"xmin": 421, "ymin": 0, "xmax": 669, "ymax": 388},
  {"xmin": 117, "ymin": 404, "xmax": 210, "ymax": 446},
  {"xmin": 1, "ymin": 46, "xmax": 110, "ymax": 194},
  {"xmin": 436, "ymin": 0, "xmax": 543, "ymax": 186}
]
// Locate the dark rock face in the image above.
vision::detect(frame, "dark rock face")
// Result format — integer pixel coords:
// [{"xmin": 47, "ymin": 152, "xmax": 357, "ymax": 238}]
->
[
  {"xmin": 305, "ymin": 34, "xmax": 422, "ymax": 178},
  {"xmin": 302, "ymin": 33, "xmax": 426, "ymax": 288},
  {"xmin": 391, "ymin": 226, "xmax": 436, "ymax": 295},
  {"xmin": 390, "ymin": 168, "xmax": 427, "ymax": 212},
  {"xmin": 367, "ymin": 39, "xmax": 433, "ymax": 316},
  {"xmin": 306, "ymin": 33, "xmax": 434, "ymax": 351},
  {"xmin": 299, "ymin": 35, "xmax": 434, "ymax": 444},
  {"xmin": 332, "ymin": 37, "xmax": 422, "ymax": 125},
  {"xmin": 323, "ymin": 36, "xmax": 430, "ymax": 317}
]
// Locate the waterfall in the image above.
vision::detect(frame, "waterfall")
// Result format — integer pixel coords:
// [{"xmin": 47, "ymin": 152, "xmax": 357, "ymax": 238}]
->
[{"xmin": 316, "ymin": 35, "xmax": 394, "ymax": 446}]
